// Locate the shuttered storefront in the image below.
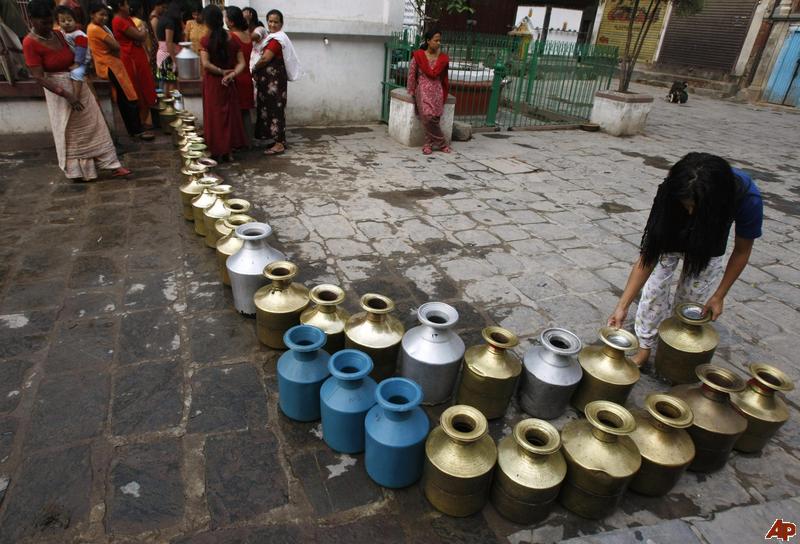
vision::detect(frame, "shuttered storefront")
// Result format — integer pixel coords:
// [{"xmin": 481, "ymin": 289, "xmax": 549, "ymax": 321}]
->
[
  {"xmin": 657, "ymin": 0, "xmax": 758, "ymax": 72},
  {"xmin": 596, "ymin": 0, "xmax": 669, "ymax": 63}
]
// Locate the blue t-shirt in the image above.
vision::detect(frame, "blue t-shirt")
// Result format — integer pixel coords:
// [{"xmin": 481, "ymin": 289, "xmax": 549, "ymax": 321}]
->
[{"xmin": 731, "ymin": 167, "xmax": 763, "ymax": 240}]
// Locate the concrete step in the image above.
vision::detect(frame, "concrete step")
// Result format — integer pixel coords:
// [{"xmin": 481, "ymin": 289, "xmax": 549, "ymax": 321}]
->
[{"xmin": 630, "ymin": 68, "xmax": 741, "ymax": 98}]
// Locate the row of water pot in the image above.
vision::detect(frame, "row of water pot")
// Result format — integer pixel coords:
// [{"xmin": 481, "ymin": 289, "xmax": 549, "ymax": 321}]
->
[{"xmin": 169, "ymin": 103, "xmax": 794, "ymax": 523}]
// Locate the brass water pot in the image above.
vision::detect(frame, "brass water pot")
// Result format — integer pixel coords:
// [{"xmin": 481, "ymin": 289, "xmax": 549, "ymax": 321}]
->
[
  {"xmin": 156, "ymin": 91, "xmax": 167, "ymax": 110},
  {"xmin": 216, "ymin": 214, "xmax": 257, "ymax": 286},
  {"xmin": 192, "ymin": 185, "xmax": 232, "ymax": 236},
  {"xmin": 170, "ymin": 119, "xmax": 184, "ymax": 144},
  {"xmin": 571, "ymin": 327, "xmax": 640, "ymax": 413},
  {"xmin": 490, "ymin": 418, "xmax": 566, "ymax": 524},
  {"xmin": 655, "ymin": 302, "xmax": 719, "ymax": 384},
  {"xmin": 300, "ymin": 285, "xmax": 350, "ymax": 353},
  {"xmin": 670, "ymin": 364, "xmax": 747, "ymax": 472},
  {"xmin": 423, "ymin": 405, "xmax": 497, "ymax": 517},
  {"xmin": 254, "ymin": 261, "xmax": 310, "ymax": 349},
  {"xmin": 455, "ymin": 326, "xmax": 521, "ymax": 420},
  {"xmin": 559, "ymin": 400, "xmax": 641, "ymax": 519},
  {"xmin": 182, "ymin": 150, "xmax": 204, "ymax": 169},
  {"xmin": 180, "ymin": 175, "xmax": 217, "ymax": 221},
  {"xmin": 180, "ymin": 162, "xmax": 206, "ymax": 185},
  {"xmin": 160, "ymin": 98, "xmax": 177, "ymax": 133},
  {"xmin": 214, "ymin": 212, "xmax": 254, "ymax": 245},
  {"xmin": 344, "ymin": 294, "xmax": 404, "ymax": 382},
  {"xmin": 629, "ymin": 393, "xmax": 695, "ymax": 496},
  {"xmin": 731, "ymin": 363, "xmax": 794, "ymax": 453},
  {"xmin": 203, "ymin": 198, "xmax": 251, "ymax": 248}
]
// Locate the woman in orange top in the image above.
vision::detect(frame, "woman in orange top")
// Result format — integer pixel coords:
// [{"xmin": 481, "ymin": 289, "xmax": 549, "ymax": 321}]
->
[{"xmin": 87, "ymin": 2, "xmax": 153, "ymax": 139}]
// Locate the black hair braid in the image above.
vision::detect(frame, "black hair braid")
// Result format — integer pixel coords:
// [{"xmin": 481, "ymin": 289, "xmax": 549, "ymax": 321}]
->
[{"xmin": 202, "ymin": 4, "xmax": 227, "ymax": 67}]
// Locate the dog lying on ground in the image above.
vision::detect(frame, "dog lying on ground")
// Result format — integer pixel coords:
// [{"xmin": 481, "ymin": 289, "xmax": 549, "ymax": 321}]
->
[{"xmin": 667, "ymin": 81, "xmax": 688, "ymax": 103}]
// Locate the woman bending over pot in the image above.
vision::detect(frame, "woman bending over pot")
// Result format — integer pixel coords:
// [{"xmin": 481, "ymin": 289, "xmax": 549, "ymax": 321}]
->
[{"xmin": 608, "ymin": 152, "xmax": 763, "ymax": 367}]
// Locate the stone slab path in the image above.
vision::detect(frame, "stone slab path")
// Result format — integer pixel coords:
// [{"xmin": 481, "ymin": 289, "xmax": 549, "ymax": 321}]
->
[{"xmin": 0, "ymin": 84, "xmax": 798, "ymax": 543}]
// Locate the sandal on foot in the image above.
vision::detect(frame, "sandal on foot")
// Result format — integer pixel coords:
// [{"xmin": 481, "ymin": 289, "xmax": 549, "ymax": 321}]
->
[
  {"xmin": 112, "ymin": 167, "xmax": 132, "ymax": 178},
  {"xmin": 440, "ymin": 145, "xmax": 452, "ymax": 153},
  {"xmin": 264, "ymin": 146, "xmax": 285, "ymax": 156},
  {"xmin": 138, "ymin": 131, "xmax": 155, "ymax": 141},
  {"xmin": 422, "ymin": 145, "xmax": 432, "ymax": 155}
]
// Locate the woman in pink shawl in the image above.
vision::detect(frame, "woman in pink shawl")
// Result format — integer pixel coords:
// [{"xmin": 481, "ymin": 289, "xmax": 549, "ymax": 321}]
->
[{"xmin": 407, "ymin": 29, "xmax": 451, "ymax": 155}]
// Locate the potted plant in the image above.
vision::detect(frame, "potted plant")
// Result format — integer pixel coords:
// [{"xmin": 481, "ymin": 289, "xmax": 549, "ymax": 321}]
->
[{"xmin": 591, "ymin": 0, "xmax": 704, "ymax": 136}]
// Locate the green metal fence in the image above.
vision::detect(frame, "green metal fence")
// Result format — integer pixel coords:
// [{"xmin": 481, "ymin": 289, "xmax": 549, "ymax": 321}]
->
[{"xmin": 382, "ymin": 30, "xmax": 619, "ymax": 129}]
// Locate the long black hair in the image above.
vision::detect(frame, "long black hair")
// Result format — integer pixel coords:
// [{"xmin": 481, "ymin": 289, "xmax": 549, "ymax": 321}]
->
[
  {"xmin": 420, "ymin": 28, "xmax": 441, "ymax": 50},
  {"xmin": 640, "ymin": 152, "xmax": 737, "ymax": 276},
  {"xmin": 28, "ymin": 0, "xmax": 54, "ymax": 19},
  {"xmin": 242, "ymin": 7, "xmax": 262, "ymax": 30},
  {"xmin": 202, "ymin": 4, "xmax": 227, "ymax": 66},
  {"xmin": 224, "ymin": 6, "xmax": 246, "ymax": 31}
]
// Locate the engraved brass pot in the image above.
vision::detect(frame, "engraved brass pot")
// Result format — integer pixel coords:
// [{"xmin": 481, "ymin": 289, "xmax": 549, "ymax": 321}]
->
[
  {"xmin": 559, "ymin": 401, "xmax": 641, "ymax": 519},
  {"xmin": 731, "ymin": 363, "xmax": 794, "ymax": 453},
  {"xmin": 655, "ymin": 302, "xmax": 719, "ymax": 384},
  {"xmin": 179, "ymin": 172, "xmax": 214, "ymax": 221},
  {"xmin": 300, "ymin": 285, "xmax": 350, "ymax": 353},
  {"xmin": 192, "ymin": 184, "xmax": 231, "ymax": 236},
  {"xmin": 214, "ymin": 212, "xmax": 255, "ymax": 245},
  {"xmin": 344, "ymin": 294, "xmax": 404, "ymax": 382},
  {"xmin": 629, "ymin": 393, "xmax": 695, "ymax": 496},
  {"xmin": 571, "ymin": 327, "xmax": 640, "ymax": 413},
  {"xmin": 490, "ymin": 418, "xmax": 566, "ymax": 524},
  {"xmin": 455, "ymin": 326, "xmax": 521, "ymax": 420},
  {"xmin": 423, "ymin": 405, "xmax": 497, "ymax": 517},
  {"xmin": 670, "ymin": 364, "xmax": 747, "ymax": 472},
  {"xmin": 204, "ymin": 198, "xmax": 251, "ymax": 248},
  {"xmin": 254, "ymin": 261, "xmax": 310, "ymax": 349},
  {"xmin": 215, "ymin": 214, "xmax": 257, "ymax": 285}
]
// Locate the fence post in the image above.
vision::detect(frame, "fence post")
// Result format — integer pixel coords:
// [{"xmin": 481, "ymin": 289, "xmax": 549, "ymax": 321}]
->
[{"xmin": 486, "ymin": 61, "xmax": 507, "ymax": 127}]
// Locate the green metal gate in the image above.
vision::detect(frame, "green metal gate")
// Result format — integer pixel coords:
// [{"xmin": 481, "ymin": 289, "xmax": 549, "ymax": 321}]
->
[{"xmin": 382, "ymin": 31, "xmax": 618, "ymax": 129}]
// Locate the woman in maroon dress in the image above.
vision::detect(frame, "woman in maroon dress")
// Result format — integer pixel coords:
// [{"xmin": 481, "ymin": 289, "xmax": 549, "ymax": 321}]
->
[
  {"xmin": 224, "ymin": 6, "xmax": 254, "ymax": 145},
  {"xmin": 109, "ymin": 0, "xmax": 157, "ymax": 128},
  {"xmin": 198, "ymin": 4, "xmax": 247, "ymax": 161}
]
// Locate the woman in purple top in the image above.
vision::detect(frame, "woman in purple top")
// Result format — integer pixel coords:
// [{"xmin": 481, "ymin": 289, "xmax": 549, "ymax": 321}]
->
[{"xmin": 607, "ymin": 152, "xmax": 763, "ymax": 367}]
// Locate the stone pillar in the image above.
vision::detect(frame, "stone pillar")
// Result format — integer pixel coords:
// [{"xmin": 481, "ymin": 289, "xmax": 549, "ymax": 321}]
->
[{"xmin": 388, "ymin": 88, "xmax": 455, "ymax": 147}]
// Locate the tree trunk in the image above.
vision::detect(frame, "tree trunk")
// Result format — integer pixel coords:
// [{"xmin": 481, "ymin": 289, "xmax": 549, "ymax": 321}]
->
[{"xmin": 618, "ymin": 0, "xmax": 641, "ymax": 92}]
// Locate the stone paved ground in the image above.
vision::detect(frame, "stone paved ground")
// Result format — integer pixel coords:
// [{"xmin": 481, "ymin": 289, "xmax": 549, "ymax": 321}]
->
[{"xmin": 0, "ymin": 83, "xmax": 798, "ymax": 543}]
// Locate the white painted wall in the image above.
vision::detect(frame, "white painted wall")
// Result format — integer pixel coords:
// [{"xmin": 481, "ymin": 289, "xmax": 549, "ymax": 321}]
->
[
  {"xmin": 224, "ymin": 0, "xmax": 404, "ymax": 124},
  {"xmin": 733, "ymin": 0, "xmax": 769, "ymax": 76},
  {"xmin": 0, "ymin": 96, "xmax": 117, "ymax": 134}
]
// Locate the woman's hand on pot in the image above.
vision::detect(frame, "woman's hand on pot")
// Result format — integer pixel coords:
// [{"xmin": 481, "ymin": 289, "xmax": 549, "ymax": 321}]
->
[
  {"xmin": 607, "ymin": 305, "xmax": 628, "ymax": 328},
  {"xmin": 703, "ymin": 294, "xmax": 724, "ymax": 321}
]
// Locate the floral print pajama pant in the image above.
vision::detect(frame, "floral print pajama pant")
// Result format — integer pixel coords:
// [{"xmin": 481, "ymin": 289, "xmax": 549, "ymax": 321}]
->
[{"xmin": 635, "ymin": 253, "xmax": 725, "ymax": 349}]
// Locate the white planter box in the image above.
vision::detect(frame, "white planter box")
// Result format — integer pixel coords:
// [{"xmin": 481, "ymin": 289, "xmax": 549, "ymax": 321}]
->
[
  {"xmin": 388, "ymin": 88, "xmax": 455, "ymax": 147},
  {"xmin": 590, "ymin": 90, "xmax": 654, "ymax": 137}
]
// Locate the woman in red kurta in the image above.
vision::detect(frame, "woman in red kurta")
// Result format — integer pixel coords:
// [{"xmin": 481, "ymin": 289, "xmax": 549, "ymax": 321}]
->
[
  {"xmin": 224, "ymin": 6, "xmax": 254, "ymax": 145},
  {"xmin": 407, "ymin": 29, "xmax": 451, "ymax": 155},
  {"xmin": 110, "ymin": 0, "xmax": 157, "ymax": 127},
  {"xmin": 198, "ymin": 4, "xmax": 247, "ymax": 160}
]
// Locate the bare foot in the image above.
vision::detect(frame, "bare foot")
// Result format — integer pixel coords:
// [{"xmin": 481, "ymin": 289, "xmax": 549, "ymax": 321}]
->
[{"xmin": 631, "ymin": 348, "xmax": 651, "ymax": 368}]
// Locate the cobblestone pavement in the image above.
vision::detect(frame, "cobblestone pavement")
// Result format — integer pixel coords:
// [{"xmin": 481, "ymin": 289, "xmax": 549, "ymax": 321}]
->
[{"xmin": 0, "ymin": 84, "xmax": 798, "ymax": 543}]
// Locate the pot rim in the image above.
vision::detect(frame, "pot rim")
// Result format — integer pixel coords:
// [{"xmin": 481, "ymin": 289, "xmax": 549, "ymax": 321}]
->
[
  {"xmin": 644, "ymin": 393, "xmax": 693, "ymax": 429},
  {"xmin": 513, "ymin": 418, "xmax": 561, "ymax": 455},
  {"xmin": 209, "ymin": 184, "xmax": 233, "ymax": 196},
  {"xmin": 676, "ymin": 302, "xmax": 711, "ymax": 326},
  {"xmin": 748, "ymin": 363, "xmax": 794, "ymax": 392},
  {"xmin": 310, "ymin": 284, "xmax": 346, "ymax": 306},
  {"xmin": 328, "ymin": 349, "xmax": 374, "ymax": 380},
  {"xmin": 234, "ymin": 222, "xmax": 272, "ymax": 240},
  {"xmin": 224, "ymin": 198, "xmax": 251, "ymax": 213},
  {"xmin": 585, "ymin": 400, "xmax": 636, "ymax": 436},
  {"xmin": 375, "ymin": 377, "xmax": 422, "ymax": 413},
  {"xmin": 482, "ymin": 326, "xmax": 519, "ymax": 350},
  {"xmin": 264, "ymin": 260, "xmax": 298, "ymax": 281},
  {"xmin": 440, "ymin": 405, "xmax": 488, "ymax": 443},
  {"xmin": 360, "ymin": 293, "xmax": 395, "ymax": 315},
  {"xmin": 540, "ymin": 327, "xmax": 581, "ymax": 356},
  {"xmin": 283, "ymin": 324, "xmax": 327, "ymax": 353},
  {"xmin": 417, "ymin": 301, "xmax": 459, "ymax": 329},
  {"xmin": 695, "ymin": 364, "xmax": 745, "ymax": 393},
  {"xmin": 222, "ymin": 214, "xmax": 256, "ymax": 229},
  {"xmin": 598, "ymin": 326, "xmax": 639, "ymax": 352},
  {"xmin": 196, "ymin": 157, "xmax": 218, "ymax": 168}
]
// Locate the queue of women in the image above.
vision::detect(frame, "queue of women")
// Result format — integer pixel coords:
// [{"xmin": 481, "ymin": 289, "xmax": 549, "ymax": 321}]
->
[{"xmin": 21, "ymin": 0, "xmax": 300, "ymax": 181}]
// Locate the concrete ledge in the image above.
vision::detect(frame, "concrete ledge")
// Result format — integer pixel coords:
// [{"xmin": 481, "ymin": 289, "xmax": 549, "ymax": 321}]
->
[
  {"xmin": 590, "ymin": 90, "xmax": 654, "ymax": 137},
  {"xmin": 0, "ymin": 78, "xmax": 203, "ymax": 99},
  {"xmin": 388, "ymin": 88, "xmax": 455, "ymax": 147},
  {"xmin": 594, "ymin": 90, "xmax": 655, "ymax": 104}
]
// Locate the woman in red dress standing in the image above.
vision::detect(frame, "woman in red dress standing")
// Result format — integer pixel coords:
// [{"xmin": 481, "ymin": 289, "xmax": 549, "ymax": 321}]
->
[
  {"xmin": 109, "ymin": 0, "xmax": 157, "ymax": 128},
  {"xmin": 224, "ymin": 6, "xmax": 254, "ymax": 146},
  {"xmin": 407, "ymin": 29, "xmax": 451, "ymax": 155},
  {"xmin": 198, "ymin": 4, "xmax": 247, "ymax": 161}
]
